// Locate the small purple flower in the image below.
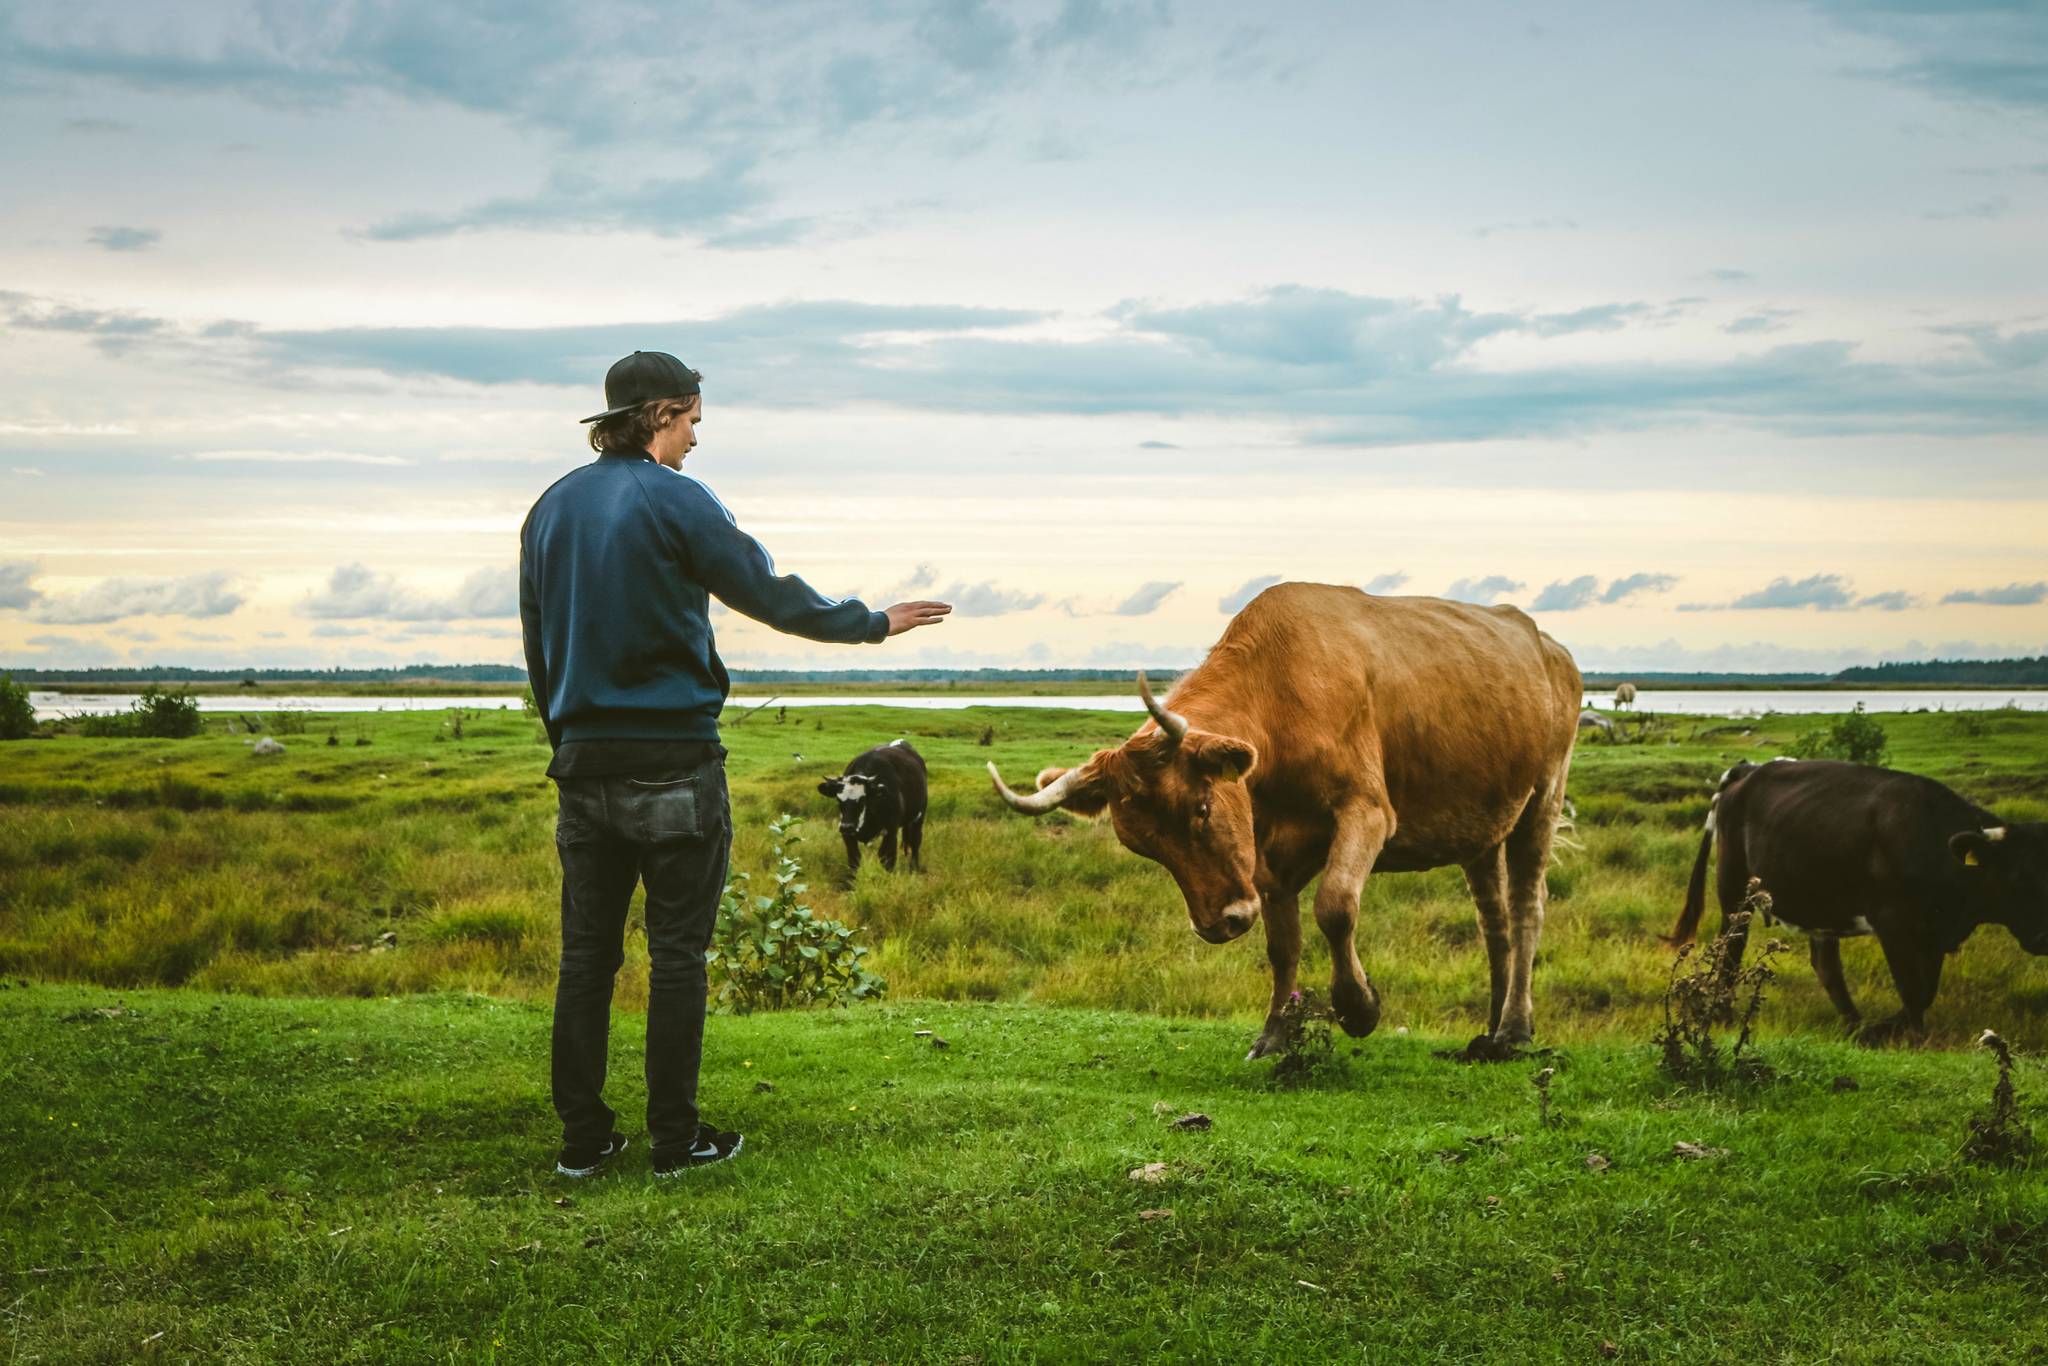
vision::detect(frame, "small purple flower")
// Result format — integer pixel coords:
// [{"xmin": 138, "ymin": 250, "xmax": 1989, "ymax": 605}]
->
[{"xmin": 1288, "ymin": 990, "xmax": 1302, "ymax": 1003}]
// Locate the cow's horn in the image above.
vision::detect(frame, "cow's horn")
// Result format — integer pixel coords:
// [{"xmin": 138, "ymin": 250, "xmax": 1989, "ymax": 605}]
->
[
  {"xmin": 1137, "ymin": 671, "xmax": 1188, "ymax": 745},
  {"xmin": 989, "ymin": 761, "xmax": 1087, "ymax": 814}
]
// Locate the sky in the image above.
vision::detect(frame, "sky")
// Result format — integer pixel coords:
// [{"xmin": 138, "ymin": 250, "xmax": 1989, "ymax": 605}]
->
[{"xmin": 3, "ymin": 0, "xmax": 2046, "ymax": 675}]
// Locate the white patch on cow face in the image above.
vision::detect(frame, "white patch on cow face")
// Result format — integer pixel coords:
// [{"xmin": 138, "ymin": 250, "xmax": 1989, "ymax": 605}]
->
[
  {"xmin": 838, "ymin": 777, "xmax": 868, "ymax": 804},
  {"xmin": 1986, "ymin": 827, "xmax": 2008, "ymax": 842}
]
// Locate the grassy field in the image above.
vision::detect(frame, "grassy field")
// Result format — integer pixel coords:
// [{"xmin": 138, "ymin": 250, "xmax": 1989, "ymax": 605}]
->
[
  {"xmin": 3, "ymin": 702, "xmax": 2047, "ymax": 1050},
  {"xmin": 4, "ymin": 985, "xmax": 2045, "ymax": 1362}
]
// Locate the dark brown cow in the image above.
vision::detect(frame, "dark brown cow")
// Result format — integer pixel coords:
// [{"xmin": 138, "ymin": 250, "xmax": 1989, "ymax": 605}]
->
[{"xmin": 989, "ymin": 582, "xmax": 1582, "ymax": 1059}]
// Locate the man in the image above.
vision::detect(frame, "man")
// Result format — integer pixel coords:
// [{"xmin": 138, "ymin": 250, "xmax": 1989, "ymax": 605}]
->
[{"xmin": 520, "ymin": 350, "xmax": 950, "ymax": 1179}]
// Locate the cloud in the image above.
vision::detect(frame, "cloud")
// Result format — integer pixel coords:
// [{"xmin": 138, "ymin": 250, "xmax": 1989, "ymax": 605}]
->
[
  {"xmin": 87, "ymin": 225, "xmax": 160, "ymax": 252},
  {"xmin": 0, "ymin": 561, "xmax": 43, "ymax": 611},
  {"xmin": 1814, "ymin": 0, "xmax": 2048, "ymax": 112},
  {"xmin": 18, "ymin": 281, "xmax": 2048, "ymax": 448},
  {"xmin": 1472, "ymin": 218, "xmax": 1579, "ymax": 238},
  {"xmin": 1529, "ymin": 575, "xmax": 1600, "ymax": 612},
  {"xmin": 31, "ymin": 570, "xmax": 244, "ymax": 624},
  {"xmin": 1137, "ymin": 440, "xmax": 1180, "ymax": 450},
  {"xmin": 938, "ymin": 580, "xmax": 1044, "ymax": 616},
  {"xmin": 358, "ymin": 159, "xmax": 784, "ymax": 244},
  {"xmin": 1113, "ymin": 581, "xmax": 1181, "ymax": 616},
  {"xmin": 1219, "ymin": 574, "xmax": 1282, "ymax": 614},
  {"xmin": 183, "ymin": 450, "xmax": 415, "ymax": 466},
  {"xmin": 1925, "ymin": 195, "xmax": 2012, "ymax": 221},
  {"xmin": 1444, "ymin": 574, "xmax": 1523, "ymax": 605},
  {"xmin": 1943, "ymin": 581, "xmax": 2048, "ymax": 606},
  {"xmin": 1703, "ymin": 268, "xmax": 1755, "ymax": 283},
  {"xmin": 1724, "ymin": 307, "xmax": 1798, "ymax": 335},
  {"xmin": 1678, "ymin": 574, "xmax": 1921, "ymax": 612},
  {"xmin": 299, "ymin": 564, "xmax": 517, "ymax": 621},
  {"xmin": 1601, "ymin": 572, "xmax": 1680, "ymax": 604},
  {"xmin": 1364, "ymin": 571, "xmax": 1408, "ymax": 594}
]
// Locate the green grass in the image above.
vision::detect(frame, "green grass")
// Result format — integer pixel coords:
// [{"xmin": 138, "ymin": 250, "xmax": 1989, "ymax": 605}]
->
[
  {"xmin": 4, "ymin": 704, "xmax": 2048, "ymax": 1050},
  {"xmin": 4, "ymin": 985, "xmax": 2045, "ymax": 1362}
]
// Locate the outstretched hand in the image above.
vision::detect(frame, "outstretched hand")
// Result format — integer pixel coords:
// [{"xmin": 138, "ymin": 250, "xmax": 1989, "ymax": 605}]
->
[{"xmin": 883, "ymin": 600, "xmax": 952, "ymax": 636}]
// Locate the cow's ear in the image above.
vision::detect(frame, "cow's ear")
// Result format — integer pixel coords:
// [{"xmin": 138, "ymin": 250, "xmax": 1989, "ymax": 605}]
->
[
  {"xmin": 1951, "ymin": 829, "xmax": 2004, "ymax": 868},
  {"xmin": 1186, "ymin": 732, "xmax": 1257, "ymax": 784},
  {"xmin": 817, "ymin": 778, "xmax": 842, "ymax": 798}
]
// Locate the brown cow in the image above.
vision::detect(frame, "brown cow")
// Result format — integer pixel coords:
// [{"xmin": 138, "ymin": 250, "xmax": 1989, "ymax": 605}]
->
[{"xmin": 989, "ymin": 582, "xmax": 1582, "ymax": 1059}]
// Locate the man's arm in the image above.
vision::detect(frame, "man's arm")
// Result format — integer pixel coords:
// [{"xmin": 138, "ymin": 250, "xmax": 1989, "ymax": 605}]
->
[
  {"xmin": 670, "ymin": 477, "xmax": 892, "ymax": 643},
  {"xmin": 518, "ymin": 543, "xmax": 561, "ymax": 750}
]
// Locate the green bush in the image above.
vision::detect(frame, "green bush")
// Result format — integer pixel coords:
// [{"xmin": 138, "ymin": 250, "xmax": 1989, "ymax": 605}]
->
[
  {"xmin": 0, "ymin": 675, "xmax": 33, "ymax": 741},
  {"xmin": 1788, "ymin": 702, "xmax": 1889, "ymax": 766},
  {"xmin": 709, "ymin": 814, "xmax": 886, "ymax": 1013},
  {"xmin": 134, "ymin": 687, "xmax": 203, "ymax": 739}
]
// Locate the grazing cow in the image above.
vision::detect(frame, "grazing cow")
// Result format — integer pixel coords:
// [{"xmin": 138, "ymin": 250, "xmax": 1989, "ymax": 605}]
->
[
  {"xmin": 1613, "ymin": 682, "xmax": 1638, "ymax": 710},
  {"xmin": 818, "ymin": 740, "xmax": 927, "ymax": 872},
  {"xmin": 988, "ymin": 582, "xmax": 1582, "ymax": 1059},
  {"xmin": 1667, "ymin": 758, "xmax": 2048, "ymax": 1041}
]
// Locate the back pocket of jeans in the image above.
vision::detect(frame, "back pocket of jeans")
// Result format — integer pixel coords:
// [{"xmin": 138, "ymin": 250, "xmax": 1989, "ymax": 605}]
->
[{"xmin": 617, "ymin": 775, "xmax": 703, "ymax": 843}]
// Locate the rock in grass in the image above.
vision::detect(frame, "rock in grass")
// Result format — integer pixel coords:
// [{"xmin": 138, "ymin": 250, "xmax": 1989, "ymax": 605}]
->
[
  {"xmin": 1129, "ymin": 1162, "xmax": 1170, "ymax": 1183},
  {"xmin": 251, "ymin": 737, "xmax": 285, "ymax": 757},
  {"xmin": 1673, "ymin": 1141, "xmax": 1729, "ymax": 1161}
]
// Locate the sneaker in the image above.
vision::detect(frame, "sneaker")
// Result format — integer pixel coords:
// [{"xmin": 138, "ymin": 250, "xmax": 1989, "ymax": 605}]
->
[
  {"xmin": 652, "ymin": 1124, "xmax": 743, "ymax": 1176},
  {"xmin": 555, "ymin": 1131, "xmax": 628, "ymax": 1178}
]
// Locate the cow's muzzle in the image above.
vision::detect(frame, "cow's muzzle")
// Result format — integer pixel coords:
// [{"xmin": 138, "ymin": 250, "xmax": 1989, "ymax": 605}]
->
[{"xmin": 1194, "ymin": 900, "xmax": 1259, "ymax": 944}]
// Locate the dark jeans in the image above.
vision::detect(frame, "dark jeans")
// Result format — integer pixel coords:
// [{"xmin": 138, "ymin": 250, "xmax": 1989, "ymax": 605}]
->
[{"xmin": 551, "ymin": 753, "xmax": 731, "ymax": 1159}]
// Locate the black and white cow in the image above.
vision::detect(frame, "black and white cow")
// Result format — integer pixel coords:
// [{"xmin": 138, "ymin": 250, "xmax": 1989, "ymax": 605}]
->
[
  {"xmin": 1667, "ymin": 757, "xmax": 2048, "ymax": 1041},
  {"xmin": 817, "ymin": 739, "xmax": 928, "ymax": 872}
]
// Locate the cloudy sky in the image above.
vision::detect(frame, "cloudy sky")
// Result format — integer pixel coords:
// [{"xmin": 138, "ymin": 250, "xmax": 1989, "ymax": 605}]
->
[{"xmin": 4, "ymin": 0, "xmax": 2046, "ymax": 674}]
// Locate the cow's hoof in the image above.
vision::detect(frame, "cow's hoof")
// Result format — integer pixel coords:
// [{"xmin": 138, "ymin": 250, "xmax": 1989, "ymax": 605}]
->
[
  {"xmin": 1855, "ymin": 1015, "xmax": 1923, "ymax": 1049},
  {"xmin": 1246, "ymin": 1030, "xmax": 1283, "ymax": 1062},
  {"xmin": 1330, "ymin": 976, "xmax": 1381, "ymax": 1039}
]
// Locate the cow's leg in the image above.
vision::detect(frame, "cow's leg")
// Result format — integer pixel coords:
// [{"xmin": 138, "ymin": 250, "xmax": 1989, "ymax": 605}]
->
[
  {"xmin": 1498, "ymin": 782, "xmax": 1564, "ymax": 1046},
  {"xmin": 1709, "ymin": 828, "xmax": 1755, "ymax": 1022},
  {"xmin": 1247, "ymin": 881, "xmax": 1306, "ymax": 1061},
  {"xmin": 905, "ymin": 813, "xmax": 924, "ymax": 871},
  {"xmin": 842, "ymin": 833, "xmax": 861, "ymax": 873},
  {"xmin": 879, "ymin": 829, "xmax": 898, "ymax": 872},
  {"xmin": 1461, "ymin": 846, "xmax": 1514, "ymax": 1037},
  {"xmin": 1315, "ymin": 802, "xmax": 1392, "ymax": 1039},
  {"xmin": 1862, "ymin": 919, "xmax": 1938, "ymax": 1045},
  {"xmin": 1808, "ymin": 935, "xmax": 1861, "ymax": 1027}
]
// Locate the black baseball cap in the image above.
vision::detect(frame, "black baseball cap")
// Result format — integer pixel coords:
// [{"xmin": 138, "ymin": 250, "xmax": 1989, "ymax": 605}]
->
[{"xmin": 579, "ymin": 351, "xmax": 703, "ymax": 423}]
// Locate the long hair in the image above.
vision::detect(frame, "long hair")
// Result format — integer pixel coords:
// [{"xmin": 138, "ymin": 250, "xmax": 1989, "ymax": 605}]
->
[{"xmin": 588, "ymin": 396, "xmax": 696, "ymax": 454}]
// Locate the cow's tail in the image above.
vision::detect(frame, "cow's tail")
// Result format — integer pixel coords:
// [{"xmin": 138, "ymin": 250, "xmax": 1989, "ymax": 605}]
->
[{"xmin": 1664, "ymin": 763, "xmax": 1756, "ymax": 947}]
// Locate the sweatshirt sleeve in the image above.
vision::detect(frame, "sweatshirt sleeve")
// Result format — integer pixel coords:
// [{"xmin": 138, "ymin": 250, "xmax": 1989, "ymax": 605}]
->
[
  {"xmin": 662, "ymin": 473, "xmax": 889, "ymax": 645},
  {"xmin": 517, "ymin": 522, "xmax": 562, "ymax": 749}
]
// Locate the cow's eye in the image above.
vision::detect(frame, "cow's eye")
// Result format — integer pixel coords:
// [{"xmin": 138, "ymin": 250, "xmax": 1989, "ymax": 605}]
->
[{"xmin": 1197, "ymin": 800, "xmax": 1211, "ymax": 822}]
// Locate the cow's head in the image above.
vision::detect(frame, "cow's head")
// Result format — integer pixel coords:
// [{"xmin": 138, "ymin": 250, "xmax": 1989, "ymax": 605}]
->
[
  {"xmin": 989, "ymin": 674, "xmax": 1260, "ymax": 944},
  {"xmin": 817, "ymin": 773, "xmax": 885, "ymax": 841},
  {"xmin": 1951, "ymin": 823, "xmax": 2048, "ymax": 953}
]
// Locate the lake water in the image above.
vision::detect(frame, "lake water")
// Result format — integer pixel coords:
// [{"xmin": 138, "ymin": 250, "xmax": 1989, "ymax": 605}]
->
[{"xmin": 27, "ymin": 688, "xmax": 2048, "ymax": 724}]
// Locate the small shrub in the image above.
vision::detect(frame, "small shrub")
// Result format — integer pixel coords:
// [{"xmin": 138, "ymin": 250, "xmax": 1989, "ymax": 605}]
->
[
  {"xmin": 1945, "ymin": 710, "xmax": 1989, "ymax": 739},
  {"xmin": 1269, "ymin": 989, "xmax": 1340, "ymax": 1088},
  {"xmin": 977, "ymin": 725, "xmax": 996, "ymax": 746},
  {"xmin": 0, "ymin": 675, "xmax": 37, "ymax": 740},
  {"xmin": 1654, "ymin": 881, "xmax": 1787, "ymax": 1086},
  {"xmin": 131, "ymin": 687, "xmax": 202, "ymax": 739},
  {"xmin": 1962, "ymin": 1029, "xmax": 2036, "ymax": 1167},
  {"xmin": 268, "ymin": 711, "xmax": 309, "ymax": 736},
  {"xmin": 708, "ymin": 814, "xmax": 886, "ymax": 1012},
  {"xmin": 1532, "ymin": 1066, "xmax": 1562, "ymax": 1128},
  {"xmin": 1789, "ymin": 702, "xmax": 1889, "ymax": 766}
]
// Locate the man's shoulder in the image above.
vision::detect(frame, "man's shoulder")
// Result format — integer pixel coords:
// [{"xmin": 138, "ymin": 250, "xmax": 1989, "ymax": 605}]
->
[{"xmin": 634, "ymin": 466, "xmax": 737, "ymax": 526}]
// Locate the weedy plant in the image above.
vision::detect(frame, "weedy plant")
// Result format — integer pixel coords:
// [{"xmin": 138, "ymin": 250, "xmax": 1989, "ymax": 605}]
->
[
  {"xmin": 0, "ymin": 674, "xmax": 33, "ymax": 741},
  {"xmin": 79, "ymin": 687, "xmax": 203, "ymax": 739},
  {"xmin": 709, "ymin": 814, "xmax": 886, "ymax": 1013},
  {"xmin": 1654, "ymin": 882, "xmax": 1787, "ymax": 1086},
  {"xmin": 1532, "ymin": 1066, "xmax": 1563, "ymax": 1128},
  {"xmin": 1268, "ymin": 989, "xmax": 1341, "ymax": 1088},
  {"xmin": 1962, "ymin": 1029, "xmax": 2036, "ymax": 1167},
  {"xmin": 1789, "ymin": 702, "xmax": 1890, "ymax": 766}
]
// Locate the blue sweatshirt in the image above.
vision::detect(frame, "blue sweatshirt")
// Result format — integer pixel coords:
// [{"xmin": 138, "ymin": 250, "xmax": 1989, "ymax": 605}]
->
[{"xmin": 520, "ymin": 451, "xmax": 887, "ymax": 746}]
